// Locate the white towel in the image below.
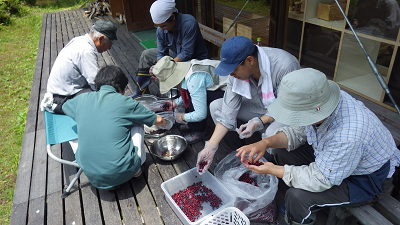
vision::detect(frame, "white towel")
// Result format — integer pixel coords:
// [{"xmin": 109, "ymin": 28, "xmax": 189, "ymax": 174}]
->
[
  {"xmin": 231, "ymin": 46, "xmax": 275, "ymax": 107},
  {"xmin": 150, "ymin": 0, "xmax": 178, "ymax": 24}
]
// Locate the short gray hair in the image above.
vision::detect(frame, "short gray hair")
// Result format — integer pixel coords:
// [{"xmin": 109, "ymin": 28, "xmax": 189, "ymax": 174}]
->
[{"xmin": 89, "ymin": 26, "xmax": 110, "ymax": 43}]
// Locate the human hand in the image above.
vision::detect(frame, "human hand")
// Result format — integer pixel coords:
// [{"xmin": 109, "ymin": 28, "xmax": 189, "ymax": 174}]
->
[
  {"xmin": 236, "ymin": 140, "xmax": 268, "ymax": 164},
  {"xmin": 149, "ymin": 65, "xmax": 155, "ymax": 76},
  {"xmin": 197, "ymin": 141, "xmax": 218, "ymax": 174},
  {"xmin": 241, "ymin": 158, "xmax": 276, "ymax": 174},
  {"xmin": 174, "ymin": 112, "xmax": 187, "ymax": 124},
  {"xmin": 154, "ymin": 115, "xmax": 166, "ymax": 127},
  {"xmin": 236, "ymin": 117, "xmax": 264, "ymax": 139}
]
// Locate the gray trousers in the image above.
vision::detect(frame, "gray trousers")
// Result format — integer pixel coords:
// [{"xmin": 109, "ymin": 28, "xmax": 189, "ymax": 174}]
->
[
  {"xmin": 210, "ymin": 97, "xmax": 286, "ymax": 150},
  {"xmin": 274, "ymin": 145, "xmax": 350, "ymax": 224},
  {"xmin": 138, "ymin": 49, "xmax": 173, "ymax": 95}
]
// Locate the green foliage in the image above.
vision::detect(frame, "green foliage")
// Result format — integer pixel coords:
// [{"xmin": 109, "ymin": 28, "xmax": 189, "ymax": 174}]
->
[
  {"xmin": 25, "ymin": 0, "xmax": 37, "ymax": 6},
  {"xmin": 0, "ymin": 1, "xmax": 83, "ymax": 223},
  {"xmin": 216, "ymin": 0, "xmax": 270, "ymax": 16}
]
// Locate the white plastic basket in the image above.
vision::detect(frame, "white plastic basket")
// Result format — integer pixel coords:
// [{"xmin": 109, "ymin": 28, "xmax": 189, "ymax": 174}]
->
[{"xmin": 200, "ymin": 207, "xmax": 250, "ymax": 225}]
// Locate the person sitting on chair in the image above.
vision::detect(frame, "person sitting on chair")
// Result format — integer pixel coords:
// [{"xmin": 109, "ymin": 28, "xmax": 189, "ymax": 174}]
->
[
  {"xmin": 42, "ymin": 20, "xmax": 119, "ymax": 114},
  {"xmin": 62, "ymin": 65, "xmax": 166, "ymax": 190},
  {"xmin": 152, "ymin": 56, "xmax": 227, "ymax": 144},
  {"xmin": 236, "ymin": 68, "xmax": 400, "ymax": 225},
  {"xmin": 130, "ymin": 0, "xmax": 208, "ymax": 98}
]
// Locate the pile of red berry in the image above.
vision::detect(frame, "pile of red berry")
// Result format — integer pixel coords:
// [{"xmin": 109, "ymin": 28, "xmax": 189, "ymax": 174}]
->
[
  {"xmin": 238, "ymin": 172, "xmax": 259, "ymax": 187},
  {"xmin": 248, "ymin": 161, "xmax": 264, "ymax": 166},
  {"xmin": 198, "ymin": 161, "xmax": 207, "ymax": 172},
  {"xmin": 160, "ymin": 102, "xmax": 171, "ymax": 111},
  {"xmin": 171, "ymin": 181, "xmax": 222, "ymax": 222},
  {"xmin": 148, "ymin": 129, "xmax": 167, "ymax": 135}
]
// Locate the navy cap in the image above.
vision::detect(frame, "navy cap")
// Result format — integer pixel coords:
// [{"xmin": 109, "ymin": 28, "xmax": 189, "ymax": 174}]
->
[
  {"xmin": 93, "ymin": 20, "xmax": 117, "ymax": 40},
  {"xmin": 214, "ymin": 36, "xmax": 256, "ymax": 76}
]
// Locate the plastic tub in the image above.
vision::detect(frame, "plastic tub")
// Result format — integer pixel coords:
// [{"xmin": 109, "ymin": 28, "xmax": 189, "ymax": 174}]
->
[
  {"xmin": 161, "ymin": 168, "xmax": 235, "ymax": 225},
  {"xmin": 200, "ymin": 207, "xmax": 250, "ymax": 225}
]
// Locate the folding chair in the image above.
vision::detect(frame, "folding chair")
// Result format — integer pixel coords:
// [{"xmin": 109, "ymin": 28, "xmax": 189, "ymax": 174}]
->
[{"xmin": 44, "ymin": 110, "xmax": 83, "ymax": 198}]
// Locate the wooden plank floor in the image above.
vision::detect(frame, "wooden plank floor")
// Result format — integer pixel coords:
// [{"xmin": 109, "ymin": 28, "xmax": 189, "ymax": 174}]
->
[
  {"xmin": 10, "ymin": 8, "xmax": 400, "ymax": 225},
  {"xmin": 9, "ymin": 9, "xmax": 281, "ymax": 225}
]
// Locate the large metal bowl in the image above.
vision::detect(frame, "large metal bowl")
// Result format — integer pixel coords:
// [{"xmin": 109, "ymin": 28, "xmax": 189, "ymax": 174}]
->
[
  {"xmin": 144, "ymin": 118, "xmax": 174, "ymax": 144},
  {"xmin": 150, "ymin": 135, "xmax": 187, "ymax": 161}
]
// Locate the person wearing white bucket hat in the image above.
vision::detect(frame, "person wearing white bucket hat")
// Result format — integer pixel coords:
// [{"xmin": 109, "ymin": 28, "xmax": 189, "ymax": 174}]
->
[
  {"xmin": 236, "ymin": 68, "xmax": 400, "ymax": 225},
  {"xmin": 130, "ymin": 0, "xmax": 207, "ymax": 98},
  {"xmin": 152, "ymin": 56, "xmax": 227, "ymax": 143}
]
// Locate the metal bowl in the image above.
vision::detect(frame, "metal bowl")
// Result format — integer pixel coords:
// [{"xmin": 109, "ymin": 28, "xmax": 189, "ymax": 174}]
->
[
  {"xmin": 158, "ymin": 88, "xmax": 179, "ymax": 100},
  {"xmin": 150, "ymin": 135, "xmax": 187, "ymax": 161},
  {"xmin": 144, "ymin": 118, "xmax": 174, "ymax": 144}
]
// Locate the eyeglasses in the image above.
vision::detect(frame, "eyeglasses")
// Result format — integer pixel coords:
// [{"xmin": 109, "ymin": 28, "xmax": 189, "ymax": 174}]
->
[
  {"xmin": 154, "ymin": 24, "xmax": 168, "ymax": 29},
  {"xmin": 234, "ymin": 60, "xmax": 244, "ymax": 71}
]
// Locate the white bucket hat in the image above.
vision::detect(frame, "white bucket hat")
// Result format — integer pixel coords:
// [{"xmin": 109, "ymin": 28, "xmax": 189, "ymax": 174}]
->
[
  {"xmin": 150, "ymin": 0, "xmax": 178, "ymax": 24},
  {"xmin": 152, "ymin": 56, "xmax": 191, "ymax": 94},
  {"xmin": 268, "ymin": 68, "xmax": 341, "ymax": 126}
]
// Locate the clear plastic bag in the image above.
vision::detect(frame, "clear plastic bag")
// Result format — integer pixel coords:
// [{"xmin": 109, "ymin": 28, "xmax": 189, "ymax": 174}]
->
[
  {"xmin": 148, "ymin": 100, "xmax": 171, "ymax": 112},
  {"xmin": 214, "ymin": 152, "xmax": 278, "ymax": 222},
  {"xmin": 157, "ymin": 111, "xmax": 175, "ymax": 124}
]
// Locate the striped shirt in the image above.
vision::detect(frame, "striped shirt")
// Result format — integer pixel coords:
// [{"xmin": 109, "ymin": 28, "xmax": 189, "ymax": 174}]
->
[{"xmin": 305, "ymin": 91, "xmax": 400, "ymax": 185}]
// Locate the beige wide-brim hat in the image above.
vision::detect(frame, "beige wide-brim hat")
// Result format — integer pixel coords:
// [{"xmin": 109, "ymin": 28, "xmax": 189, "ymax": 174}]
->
[
  {"xmin": 268, "ymin": 68, "xmax": 341, "ymax": 126},
  {"xmin": 152, "ymin": 56, "xmax": 191, "ymax": 94}
]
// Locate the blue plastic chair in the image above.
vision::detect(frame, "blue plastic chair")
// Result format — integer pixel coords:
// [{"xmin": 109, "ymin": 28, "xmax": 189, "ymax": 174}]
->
[{"xmin": 44, "ymin": 110, "xmax": 82, "ymax": 198}]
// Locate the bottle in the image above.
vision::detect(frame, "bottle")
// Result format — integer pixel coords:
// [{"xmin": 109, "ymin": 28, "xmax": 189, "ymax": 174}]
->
[{"xmin": 257, "ymin": 37, "xmax": 262, "ymax": 46}]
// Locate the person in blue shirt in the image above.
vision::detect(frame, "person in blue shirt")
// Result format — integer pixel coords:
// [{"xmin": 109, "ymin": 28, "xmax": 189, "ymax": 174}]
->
[
  {"xmin": 236, "ymin": 68, "xmax": 400, "ymax": 225},
  {"xmin": 131, "ymin": 0, "xmax": 208, "ymax": 98},
  {"xmin": 152, "ymin": 56, "xmax": 227, "ymax": 144},
  {"xmin": 62, "ymin": 65, "xmax": 166, "ymax": 190}
]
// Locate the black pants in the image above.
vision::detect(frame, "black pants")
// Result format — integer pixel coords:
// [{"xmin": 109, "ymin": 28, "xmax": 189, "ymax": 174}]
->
[
  {"xmin": 274, "ymin": 144, "xmax": 350, "ymax": 224},
  {"xmin": 53, "ymin": 88, "xmax": 92, "ymax": 114},
  {"xmin": 185, "ymin": 90, "xmax": 224, "ymax": 132}
]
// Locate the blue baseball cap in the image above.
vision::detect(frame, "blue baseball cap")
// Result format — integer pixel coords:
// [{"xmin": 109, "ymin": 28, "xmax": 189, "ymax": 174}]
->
[{"xmin": 214, "ymin": 36, "xmax": 256, "ymax": 76}]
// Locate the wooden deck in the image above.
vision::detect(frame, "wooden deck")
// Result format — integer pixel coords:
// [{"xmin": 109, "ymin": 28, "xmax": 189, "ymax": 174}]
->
[
  {"xmin": 9, "ymin": 8, "xmax": 400, "ymax": 225},
  {"xmin": 9, "ymin": 9, "xmax": 283, "ymax": 225}
]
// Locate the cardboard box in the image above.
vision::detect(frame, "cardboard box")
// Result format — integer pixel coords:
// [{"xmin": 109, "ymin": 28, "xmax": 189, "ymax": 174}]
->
[{"xmin": 316, "ymin": 1, "xmax": 347, "ymax": 21}]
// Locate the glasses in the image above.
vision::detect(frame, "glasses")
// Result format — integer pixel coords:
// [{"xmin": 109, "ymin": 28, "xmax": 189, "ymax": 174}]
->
[
  {"xmin": 154, "ymin": 24, "xmax": 168, "ymax": 29},
  {"xmin": 234, "ymin": 60, "xmax": 244, "ymax": 70}
]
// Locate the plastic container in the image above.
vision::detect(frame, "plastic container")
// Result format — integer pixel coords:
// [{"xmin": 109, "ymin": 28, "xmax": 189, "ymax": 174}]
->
[
  {"xmin": 200, "ymin": 207, "xmax": 250, "ymax": 225},
  {"xmin": 161, "ymin": 168, "xmax": 235, "ymax": 225},
  {"xmin": 256, "ymin": 37, "xmax": 262, "ymax": 46}
]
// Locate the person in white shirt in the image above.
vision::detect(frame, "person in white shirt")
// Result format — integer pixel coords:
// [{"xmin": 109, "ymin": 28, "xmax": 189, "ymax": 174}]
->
[{"xmin": 42, "ymin": 20, "xmax": 119, "ymax": 114}]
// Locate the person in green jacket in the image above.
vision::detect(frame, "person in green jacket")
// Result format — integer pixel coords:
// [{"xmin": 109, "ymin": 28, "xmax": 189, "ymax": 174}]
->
[{"xmin": 62, "ymin": 65, "xmax": 166, "ymax": 190}]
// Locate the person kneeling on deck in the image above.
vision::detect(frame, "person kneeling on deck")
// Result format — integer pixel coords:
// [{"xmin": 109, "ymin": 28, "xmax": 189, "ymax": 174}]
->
[
  {"xmin": 62, "ymin": 65, "xmax": 166, "ymax": 190},
  {"xmin": 41, "ymin": 20, "xmax": 119, "ymax": 114},
  {"xmin": 196, "ymin": 36, "xmax": 300, "ymax": 173},
  {"xmin": 152, "ymin": 56, "xmax": 227, "ymax": 144},
  {"xmin": 236, "ymin": 68, "xmax": 400, "ymax": 225},
  {"xmin": 131, "ymin": 0, "xmax": 208, "ymax": 98}
]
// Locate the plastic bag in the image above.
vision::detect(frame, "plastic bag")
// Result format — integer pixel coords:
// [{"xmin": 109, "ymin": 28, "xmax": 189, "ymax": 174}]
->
[
  {"xmin": 157, "ymin": 111, "xmax": 175, "ymax": 124},
  {"xmin": 214, "ymin": 152, "xmax": 278, "ymax": 222},
  {"xmin": 147, "ymin": 100, "xmax": 172, "ymax": 112}
]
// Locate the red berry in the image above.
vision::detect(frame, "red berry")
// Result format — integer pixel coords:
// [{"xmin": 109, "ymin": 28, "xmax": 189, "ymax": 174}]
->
[{"xmin": 171, "ymin": 181, "xmax": 222, "ymax": 222}]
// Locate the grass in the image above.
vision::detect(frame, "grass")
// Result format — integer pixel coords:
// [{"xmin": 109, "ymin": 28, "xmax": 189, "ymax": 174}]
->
[
  {"xmin": 215, "ymin": 0, "xmax": 270, "ymax": 16},
  {"xmin": 0, "ymin": 1, "xmax": 84, "ymax": 223}
]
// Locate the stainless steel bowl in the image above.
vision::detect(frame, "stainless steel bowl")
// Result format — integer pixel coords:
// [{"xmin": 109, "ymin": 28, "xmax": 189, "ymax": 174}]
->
[
  {"xmin": 144, "ymin": 118, "xmax": 174, "ymax": 144},
  {"xmin": 150, "ymin": 135, "xmax": 187, "ymax": 161},
  {"xmin": 158, "ymin": 88, "xmax": 179, "ymax": 100}
]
